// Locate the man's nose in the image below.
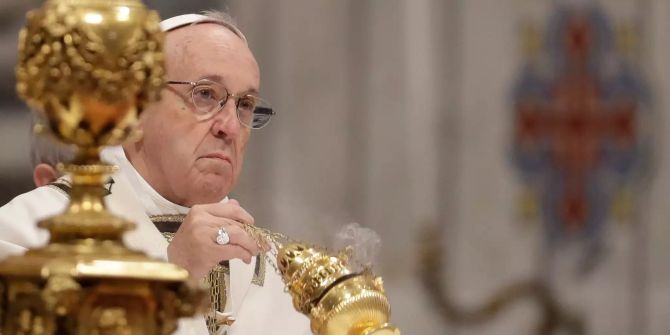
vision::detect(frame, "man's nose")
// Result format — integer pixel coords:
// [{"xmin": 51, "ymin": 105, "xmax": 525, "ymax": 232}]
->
[{"xmin": 210, "ymin": 101, "xmax": 241, "ymax": 139}]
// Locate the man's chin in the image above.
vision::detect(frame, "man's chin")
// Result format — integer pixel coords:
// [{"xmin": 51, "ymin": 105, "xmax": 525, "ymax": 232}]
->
[{"xmin": 186, "ymin": 181, "xmax": 232, "ymax": 205}]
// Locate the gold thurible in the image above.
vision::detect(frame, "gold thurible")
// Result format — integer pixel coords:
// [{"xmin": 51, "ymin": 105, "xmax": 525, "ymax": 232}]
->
[
  {"xmin": 0, "ymin": 1, "xmax": 206, "ymax": 334},
  {"xmin": 246, "ymin": 227, "xmax": 401, "ymax": 335}
]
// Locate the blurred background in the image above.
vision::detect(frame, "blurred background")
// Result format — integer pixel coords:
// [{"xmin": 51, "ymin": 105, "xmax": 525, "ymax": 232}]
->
[{"xmin": 1, "ymin": 0, "xmax": 669, "ymax": 334}]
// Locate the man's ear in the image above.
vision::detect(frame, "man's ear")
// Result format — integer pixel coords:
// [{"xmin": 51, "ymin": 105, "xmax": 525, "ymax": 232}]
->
[{"xmin": 33, "ymin": 163, "xmax": 59, "ymax": 187}]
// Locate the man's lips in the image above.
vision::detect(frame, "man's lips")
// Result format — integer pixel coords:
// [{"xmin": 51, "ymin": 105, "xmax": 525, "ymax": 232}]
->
[{"xmin": 201, "ymin": 152, "xmax": 232, "ymax": 164}]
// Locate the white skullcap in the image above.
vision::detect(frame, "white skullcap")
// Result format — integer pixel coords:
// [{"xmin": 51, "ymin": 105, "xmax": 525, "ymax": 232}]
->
[{"xmin": 159, "ymin": 13, "xmax": 248, "ymax": 44}]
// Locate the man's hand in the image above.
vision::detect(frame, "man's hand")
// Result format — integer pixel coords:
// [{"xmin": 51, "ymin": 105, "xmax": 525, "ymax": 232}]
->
[{"xmin": 167, "ymin": 199, "xmax": 259, "ymax": 279}]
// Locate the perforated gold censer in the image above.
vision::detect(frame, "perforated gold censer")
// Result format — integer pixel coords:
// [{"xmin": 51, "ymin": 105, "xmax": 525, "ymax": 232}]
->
[
  {"xmin": 0, "ymin": 0, "xmax": 206, "ymax": 333},
  {"xmin": 246, "ymin": 227, "xmax": 401, "ymax": 335},
  {"xmin": 278, "ymin": 244, "xmax": 400, "ymax": 335}
]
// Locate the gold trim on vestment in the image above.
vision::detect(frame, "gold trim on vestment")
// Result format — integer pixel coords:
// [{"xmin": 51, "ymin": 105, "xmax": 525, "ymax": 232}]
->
[
  {"xmin": 252, "ymin": 254, "xmax": 266, "ymax": 287},
  {"xmin": 152, "ymin": 215, "xmax": 232, "ymax": 334},
  {"xmin": 150, "ymin": 214, "xmax": 187, "ymax": 223}
]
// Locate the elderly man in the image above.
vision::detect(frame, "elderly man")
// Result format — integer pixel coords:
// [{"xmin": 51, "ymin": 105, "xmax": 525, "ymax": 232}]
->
[{"xmin": 0, "ymin": 11, "xmax": 310, "ymax": 335}]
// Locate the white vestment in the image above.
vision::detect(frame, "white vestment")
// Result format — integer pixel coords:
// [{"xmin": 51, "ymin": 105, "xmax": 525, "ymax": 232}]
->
[{"xmin": 0, "ymin": 146, "xmax": 310, "ymax": 335}]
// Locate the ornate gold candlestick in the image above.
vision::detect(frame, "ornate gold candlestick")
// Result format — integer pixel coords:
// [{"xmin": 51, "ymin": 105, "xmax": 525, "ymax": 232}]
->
[{"xmin": 0, "ymin": 0, "xmax": 206, "ymax": 334}]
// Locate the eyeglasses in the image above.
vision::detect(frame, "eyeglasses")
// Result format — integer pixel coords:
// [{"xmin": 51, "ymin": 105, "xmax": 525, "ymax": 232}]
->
[{"xmin": 166, "ymin": 79, "xmax": 275, "ymax": 129}]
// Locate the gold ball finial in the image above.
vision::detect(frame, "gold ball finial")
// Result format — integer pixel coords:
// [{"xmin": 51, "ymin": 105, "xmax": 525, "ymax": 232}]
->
[{"xmin": 16, "ymin": 0, "xmax": 165, "ymax": 153}]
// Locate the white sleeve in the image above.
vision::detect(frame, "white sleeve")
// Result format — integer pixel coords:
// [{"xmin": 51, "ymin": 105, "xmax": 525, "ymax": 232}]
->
[{"xmin": 0, "ymin": 186, "xmax": 68, "ymax": 260}]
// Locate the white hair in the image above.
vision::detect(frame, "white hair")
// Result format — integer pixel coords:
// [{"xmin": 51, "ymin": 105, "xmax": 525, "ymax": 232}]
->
[{"xmin": 200, "ymin": 10, "xmax": 247, "ymax": 43}]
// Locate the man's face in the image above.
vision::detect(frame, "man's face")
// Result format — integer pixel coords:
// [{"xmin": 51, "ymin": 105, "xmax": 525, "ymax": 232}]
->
[{"xmin": 125, "ymin": 23, "xmax": 260, "ymax": 206}]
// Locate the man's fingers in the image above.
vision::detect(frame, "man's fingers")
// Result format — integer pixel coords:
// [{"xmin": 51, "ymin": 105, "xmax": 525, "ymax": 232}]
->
[
  {"xmin": 227, "ymin": 198, "xmax": 240, "ymax": 206},
  {"xmin": 215, "ymin": 244, "xmax": 253, "ymax": 264},
  {"xmin": 222, "ymin": 224, "xmax": 260, "ymax": 255},
  {"xmin": 196, "ymin": 203, "xmax": 255, "ymax": 226},
  {"xmin": 200, "ymin": 213, "xmax": 249, "ymax": 231},
  {"xmin": 204, "ymin": 218, "xmax": 260, "ymax": 255}
]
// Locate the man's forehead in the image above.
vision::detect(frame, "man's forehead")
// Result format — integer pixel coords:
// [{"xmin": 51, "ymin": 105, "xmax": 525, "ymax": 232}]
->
[
  {"xmin": 166, "ymin": 24, "xmax": 255, "ymax": 65},
  {"xmin": 163, "ymin": 26, "xmax": 260, "ymax": 92}
]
